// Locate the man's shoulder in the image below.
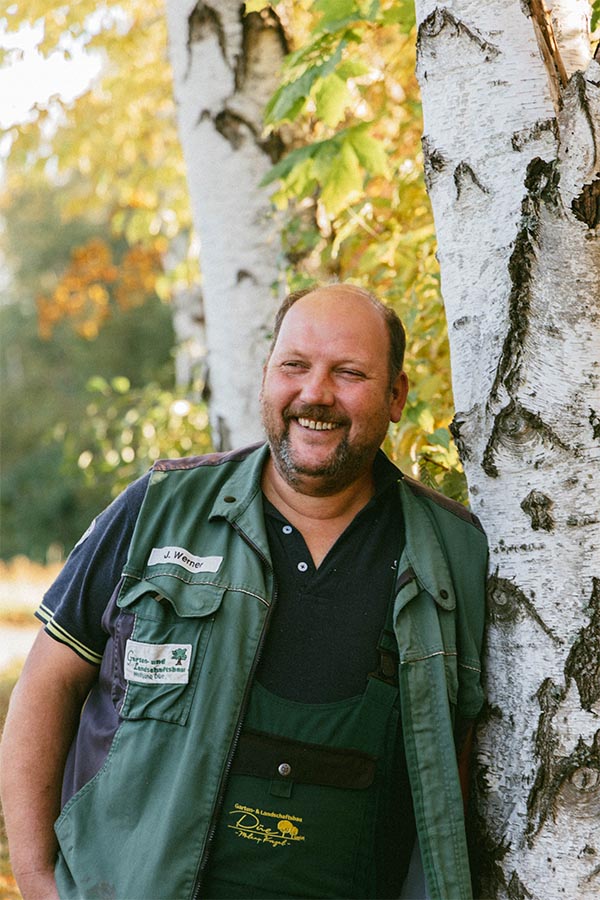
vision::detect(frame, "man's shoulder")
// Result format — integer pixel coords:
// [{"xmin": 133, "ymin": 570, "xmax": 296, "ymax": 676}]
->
[
  {"xmin": 400, "ymin": 472, "xmax": 485, "ymax": 534},
  {"xmin": 152, "ymin": 442, "xmax": 265, "ymax": 473}
]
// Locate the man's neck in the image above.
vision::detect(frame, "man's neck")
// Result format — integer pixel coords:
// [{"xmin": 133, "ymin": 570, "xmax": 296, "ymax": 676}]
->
[{"xmin": 261, "ymin": 456, "xmax": 376, "ymax": 568}]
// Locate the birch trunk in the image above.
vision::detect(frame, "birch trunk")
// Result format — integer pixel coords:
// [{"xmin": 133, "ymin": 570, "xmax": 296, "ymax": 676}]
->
[
  {"xmin": 164, "ymin": 1, "xmax": 287, "ymax": 449},
  {"xmin": 414, "ymin": 1, "xmax": 600, "ymax": 897}
]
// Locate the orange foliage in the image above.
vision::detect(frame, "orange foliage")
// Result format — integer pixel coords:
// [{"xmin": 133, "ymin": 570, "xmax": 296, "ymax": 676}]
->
[
  {"xmin": 115, "ymin": 244, "xmax": 162, "ymax": 311},
  {"xmin": 37, "ymin": 238, "xmax": 163, "ymax": 339}
]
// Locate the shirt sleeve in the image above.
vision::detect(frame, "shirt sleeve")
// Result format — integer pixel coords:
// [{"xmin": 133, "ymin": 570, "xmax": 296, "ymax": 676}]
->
[{"xmin": 36, "ymin": 473, "xmax": 151, "ymax": 665}]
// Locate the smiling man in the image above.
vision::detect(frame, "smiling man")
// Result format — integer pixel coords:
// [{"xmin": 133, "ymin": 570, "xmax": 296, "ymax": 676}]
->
[{"xmin": 1, "ymin": 283, "xmax": 487, "ymax": 900}]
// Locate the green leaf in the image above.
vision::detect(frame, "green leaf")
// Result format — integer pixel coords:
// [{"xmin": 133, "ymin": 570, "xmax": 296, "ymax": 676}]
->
[
  {"xmin": 319, "ymin": 140, "xmax": 363, "ymax": 216},
  {"xmin": 264, "ymin": 43, "xmax": 344, "ymax": 124},
  {"xmin": 315, "ymin": 73, "xmax": 352, "ymax": 127},
  {"xmin": 313, "ymin": 0, "xmax": 360, "ymax": 32},
  {"xmin": 379, "ymin": 0, "xmax": 416, "ymax": 31},
  {"xmin": 260, "ymin": 143, "xmax": 319, "ymax": 187},
  {"xmin": 347, "ymin": 126, "xmax": 389, "ymax": 176},
  {"xmin": 592, "ymin": 0, "xmax": 600, "ymax": 30},
  {"xmin": 336, "ymin": 58, "xmax": 371, "ymax": 79},
  {"xmin": 427, "ymin": 427, "xmax": 451, "ymax": 450}
]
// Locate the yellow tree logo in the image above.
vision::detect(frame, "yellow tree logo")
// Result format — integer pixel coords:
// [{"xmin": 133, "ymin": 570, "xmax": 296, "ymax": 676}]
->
[{"xmin": 277, "ymin": 820, "xmax": 298, "ymax": 838}]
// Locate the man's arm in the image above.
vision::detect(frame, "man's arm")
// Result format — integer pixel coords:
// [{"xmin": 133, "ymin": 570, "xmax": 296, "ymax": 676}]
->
[{"xmin": 0, "ymin": 629, "xmax": 98, "ymax": 900}]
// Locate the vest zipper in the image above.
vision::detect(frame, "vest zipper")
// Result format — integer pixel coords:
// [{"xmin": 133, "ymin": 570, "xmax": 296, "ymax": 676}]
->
[{"xmin": 191, "ymin": 522, "xmax": 276, "ymax": 900}]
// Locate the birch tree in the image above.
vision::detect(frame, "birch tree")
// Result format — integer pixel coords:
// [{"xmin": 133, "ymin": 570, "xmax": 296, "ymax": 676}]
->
[
  {"xmin": 164, "ymin": 1, "xmax": 288, "ymax": 449},
  {"xmin": 413, "ymin": 1, "xmax": 600, "ymax": 896}
]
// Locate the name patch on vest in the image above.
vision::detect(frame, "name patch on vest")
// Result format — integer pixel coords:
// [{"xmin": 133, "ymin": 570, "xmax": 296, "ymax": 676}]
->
[
  {"xmin": 125, "ymin": 640, "xmax": 192, "ymax": 684},
  {"xmin": 148, "ymin": 546, "xmax": 223, "ymax": 573}
]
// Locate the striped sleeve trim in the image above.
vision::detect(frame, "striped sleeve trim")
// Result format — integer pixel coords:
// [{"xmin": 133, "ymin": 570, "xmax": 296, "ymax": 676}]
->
[{"xmin": 35, "ymin": 603, "xmax": 103, "ymax": 665}]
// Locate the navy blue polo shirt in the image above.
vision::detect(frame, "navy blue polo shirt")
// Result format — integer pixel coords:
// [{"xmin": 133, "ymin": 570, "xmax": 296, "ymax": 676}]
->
[{"xmin": 259, "ymin": 464, "xmax": 404, "ymax": 703}]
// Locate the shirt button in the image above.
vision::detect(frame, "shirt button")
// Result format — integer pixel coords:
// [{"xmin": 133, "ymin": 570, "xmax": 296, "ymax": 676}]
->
[
  {"xmin": 278, "ymin": 763, "xmax": 292, "ymax": 777},
  {"xmin": 282, "ymin": 525, "xmax": 293, "ymax": 535},
  {"xmin": 440, "ymin": 589, "xmax": 449, "ymax": 599},
  {"xmin": 297, "ymin": 562, "xmax": 308, "ymax": 573}
]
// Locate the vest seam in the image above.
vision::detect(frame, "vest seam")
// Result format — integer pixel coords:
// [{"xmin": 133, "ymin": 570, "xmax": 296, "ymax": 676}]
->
[
  {"xmin": 127, "ymin": 571, "xmax": 271, "ymax": 608},
  {"xmin": 400, "ymin": 650, "xmax": 457, "ymax": 664}
]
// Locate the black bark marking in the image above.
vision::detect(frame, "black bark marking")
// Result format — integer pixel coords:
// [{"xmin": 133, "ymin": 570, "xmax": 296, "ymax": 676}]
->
[
  {"xmin": 482, "ymin": 398, "xmax": 569, "ymax": 478},
  {"xmin": 570, "ymin": 70, "xmax": 598, "ymax": 170},
  {"xmin": 520, "ymin": 490, "xmax": 555, "ymax": 532},
  {"xmin": 507, "ymin": 871, "xmax": 534, "ymax": 900},
  {"xmin": 511, "ymin": 118, "xmax": 558, "ymax": 151},
  {"xmin": 526, "ymin": 677, "xmax": 565, "ymax": 841},
  {"xmin": 237, "ymin": 8, "xmax": 288, "ymax": 93},
  {"xmin": 417, "ymin": 9, "xmax": 500, "ymax": 61},
  {"xmin": 572, "ymin": 176, "xmax": 600, "ymax": 228},
  {"xmin": 421, "ymin": 135, "xmax": 448, "ymax": 191},
  {"xmin": 236, "ymin": 269, "xmax": 254, "ymax": 283},
  {"xmin": 590, "ymin": 409, "xmax": 600, "ymax": 440},
  {"xmin": 527, "ymin": 676, "xmax": 600, "ymax": 842},
  {"xmin": 215, "ymin": 109, "xmax": 250, "ymax": 149},
  {"xmin": 565, "ymin": 577, "xmax": 600, "ymax": 711},
  {"xmin": 214, "ymin": 109, "xmax": 284, "ymax": 162},
  {"xmin": 454, "ymin": 162, "xmax": 489, "ymax": 199},
  {"xmin": 449, "ymin": 414, "xmax": 471, "ymax": 463},
  {"xmin": 488, "ymin": 569, "xmax": 562, "ymax": 644},
  {"xmin": 469, "ymin": 803, "xmax": 511, "ymax": 899},
  {"xmin": 188, "ymin": 3, "xmax": 227, "ymax": 58},
  {"xmin": 488, "ymin": 157, "xmax": 560, "ymax": 408}
]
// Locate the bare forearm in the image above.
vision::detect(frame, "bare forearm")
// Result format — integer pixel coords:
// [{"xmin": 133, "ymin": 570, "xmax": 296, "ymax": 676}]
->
[
  {"xmin": 0, "ymin": 631, "xmax": 97, "ymax": 899},
  {"xmin": 1, "ymin": 688, "xmax": 69, "ymax": 896}
]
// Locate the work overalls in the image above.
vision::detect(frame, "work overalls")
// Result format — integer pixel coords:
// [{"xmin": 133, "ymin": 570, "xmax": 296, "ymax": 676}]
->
[{"xmin": 205, "ymin": 612, "xmax": 414, "ymax": 899}]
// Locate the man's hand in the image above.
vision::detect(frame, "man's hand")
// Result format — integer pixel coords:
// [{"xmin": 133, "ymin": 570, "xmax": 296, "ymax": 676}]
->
[{"xmin": 0, "ymin": 629, "xmax": 97, "ymax": 900}]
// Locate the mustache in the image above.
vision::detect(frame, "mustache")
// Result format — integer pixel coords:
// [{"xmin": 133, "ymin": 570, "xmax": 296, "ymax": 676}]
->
[{"xmin": 283, "ymin": 405, "xmax": 349, "ymax": 426}]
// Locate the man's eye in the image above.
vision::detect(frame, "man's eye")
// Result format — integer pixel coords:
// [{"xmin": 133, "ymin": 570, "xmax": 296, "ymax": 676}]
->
[
  {"xmin": 281, "ymin": 361, "xmax": 307, "ymax": 370},
  {"xmin": 338, "ymin": 369, "xmax": 365, "ymax": 379}
]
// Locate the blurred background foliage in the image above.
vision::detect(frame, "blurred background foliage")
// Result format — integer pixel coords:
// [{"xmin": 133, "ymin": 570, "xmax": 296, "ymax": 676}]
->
[{"xmin": 1, "ymin": 0, "xmax": 470, "ymax": 563}]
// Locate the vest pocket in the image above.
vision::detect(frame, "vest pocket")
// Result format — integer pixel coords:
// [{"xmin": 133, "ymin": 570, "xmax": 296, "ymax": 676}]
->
[{"xmin": 116, "ymin": 578, "xmax": 225, "ymax": 726}]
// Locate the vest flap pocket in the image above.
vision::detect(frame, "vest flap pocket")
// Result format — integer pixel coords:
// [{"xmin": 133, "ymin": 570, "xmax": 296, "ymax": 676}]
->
[
  {"xmin": 231, "ymin": 729, "xmax": 377, "ymax": 789},
  {"xmin": 117, "ymin": 579, "xmax": 222, "ymax": 725},
  {"xmin": 117, "ymin": 577, "xmax": 225, "ymax": 618}
]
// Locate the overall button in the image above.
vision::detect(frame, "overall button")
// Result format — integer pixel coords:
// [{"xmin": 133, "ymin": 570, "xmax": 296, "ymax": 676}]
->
[
  {"xmin": 278, "ymin": 763, "xmax": 292, "ymax": 777},
  {"xmin": 297, "ymin": 561, "xmax": 308, "ymax": 573},
  {"xmin": 282, "ymin": 525, "xmax": 293, "ymax": 535}
]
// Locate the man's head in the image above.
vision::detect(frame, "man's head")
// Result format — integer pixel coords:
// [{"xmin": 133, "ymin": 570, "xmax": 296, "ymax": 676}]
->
[
  {"xmin": 260, "ymin": 283, "xmax": 408, "ymax": 496},
  {"xmin": 268, "ymin": 283, "xmax": 406, "ymax": 391}
]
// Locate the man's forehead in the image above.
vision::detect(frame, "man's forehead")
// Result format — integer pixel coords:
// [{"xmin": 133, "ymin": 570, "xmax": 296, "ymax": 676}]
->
[{"xmin": 279, "ymin": 287, "xmax": 385, "ymax": 334}]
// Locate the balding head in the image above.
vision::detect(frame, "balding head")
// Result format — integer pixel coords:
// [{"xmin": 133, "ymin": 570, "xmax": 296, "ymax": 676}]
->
[{"xmin": 269, "ymin": 283, "xmax": 406, "ymax": 390}]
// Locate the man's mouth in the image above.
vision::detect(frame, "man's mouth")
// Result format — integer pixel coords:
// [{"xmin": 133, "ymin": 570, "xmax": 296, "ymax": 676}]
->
[{"xmin": 296, "ymin": 417, "xmax": 341, "ymax": 431}]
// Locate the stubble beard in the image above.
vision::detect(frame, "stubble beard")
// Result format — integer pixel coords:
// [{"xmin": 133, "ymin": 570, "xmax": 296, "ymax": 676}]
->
[{"xmin": 261, "ymin": 402, "xmax": 383, "ymax": 496}]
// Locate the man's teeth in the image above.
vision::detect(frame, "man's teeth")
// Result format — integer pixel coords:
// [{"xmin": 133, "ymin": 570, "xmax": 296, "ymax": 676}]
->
[{"xmin": 297, "ymin": 418, "xmax": 338, "ymax": 431}]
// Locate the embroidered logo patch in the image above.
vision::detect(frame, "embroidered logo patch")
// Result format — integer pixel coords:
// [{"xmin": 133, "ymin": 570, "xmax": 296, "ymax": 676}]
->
[
  {"xmin": 125, "ymin": 640, "xmax": 192, "ymax": 684},
  {"xmin": 148, "ymin": 546, "xmax": 223, "ymax": 573},
  {"xmin": 226, "ymin": 804, "xmax": 305, "ymax": 847}
]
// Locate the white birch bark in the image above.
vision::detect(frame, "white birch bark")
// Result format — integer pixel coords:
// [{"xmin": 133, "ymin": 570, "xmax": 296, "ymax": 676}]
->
[
  {"xmin": 164, "ymin": 1, "xmax": 287, "ymax": 449},
  {"xmin": 414, "ymin": 1, "xmax": 600, "ymax": 897}
]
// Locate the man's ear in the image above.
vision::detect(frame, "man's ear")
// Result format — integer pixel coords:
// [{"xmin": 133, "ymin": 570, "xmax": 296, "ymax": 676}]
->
[{"xmin": 389, "ymin": 371, "xmax": 409, "ymax": 423}]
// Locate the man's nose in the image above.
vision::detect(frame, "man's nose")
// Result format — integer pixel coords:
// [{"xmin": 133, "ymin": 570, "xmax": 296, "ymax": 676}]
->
[{"xmin": 299, "ymin": 370, "xmax": 335, "ymax": 405}]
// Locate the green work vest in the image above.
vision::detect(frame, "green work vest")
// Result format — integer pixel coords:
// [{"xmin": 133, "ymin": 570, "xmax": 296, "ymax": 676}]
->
[{"xmin": 53, "ymin": 444, "xmax": 486, "ymax": 900}]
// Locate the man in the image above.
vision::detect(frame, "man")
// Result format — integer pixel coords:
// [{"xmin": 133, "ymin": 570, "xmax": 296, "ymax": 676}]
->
[{"xmin": 1, "ymin": 283, "xmax": 487, "ymax": 900}]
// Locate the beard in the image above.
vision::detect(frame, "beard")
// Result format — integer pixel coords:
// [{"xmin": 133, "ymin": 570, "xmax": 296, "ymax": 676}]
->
[{"xmin": 261, "ymin": 401, "xmax": 385, "ymax": 496}]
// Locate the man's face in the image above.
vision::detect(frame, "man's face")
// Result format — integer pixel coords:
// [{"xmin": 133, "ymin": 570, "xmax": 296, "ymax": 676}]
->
[{"xmin": 260, "ymin": 287, "xmax": 407, "ymax": 495}]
